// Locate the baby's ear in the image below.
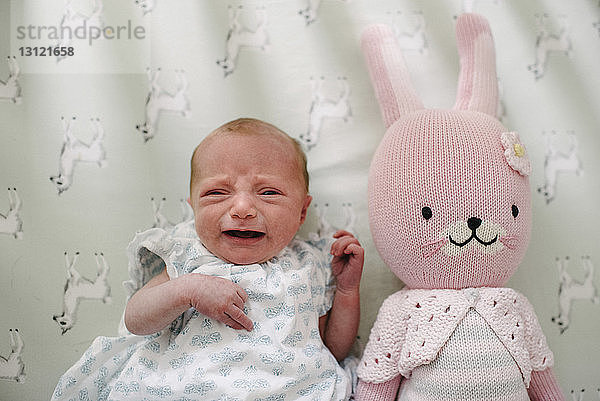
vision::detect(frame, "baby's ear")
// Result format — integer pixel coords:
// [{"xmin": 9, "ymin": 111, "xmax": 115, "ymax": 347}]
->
[{"xmin": 300, "ymin": 195, "xmax": 313, "ymax": 224}]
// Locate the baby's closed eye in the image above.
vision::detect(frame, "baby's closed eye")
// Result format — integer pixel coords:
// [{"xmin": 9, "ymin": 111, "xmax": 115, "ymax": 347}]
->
[
  {"xmin": 204, "ymin": 189, "xmax": 228, "ymax": 196},
  {"xmin": 259, "ymin": 189, "xmax": 282, "ymax": 196}
]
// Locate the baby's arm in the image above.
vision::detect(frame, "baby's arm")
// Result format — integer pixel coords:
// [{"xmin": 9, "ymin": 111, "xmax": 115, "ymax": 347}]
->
[
  {"xmin": 319, "ymin": 230, "xmax": 364, "ymax": 361},
  {"xmin": 124, "ymin": 268, "xmax": 253, "ymax": 335}
]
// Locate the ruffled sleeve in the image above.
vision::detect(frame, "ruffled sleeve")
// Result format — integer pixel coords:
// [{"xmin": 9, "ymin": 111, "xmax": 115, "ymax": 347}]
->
[
  {"xmin": 123, "ymin": 227, "xmax": 174, "ymax": 298},
  {"xmin": 120, "ymin": 222, "xmax": 229, "ymax": 336},
  {"xmin": 118, "ymin": 227, "xmax": 178, "ymax": 336},
  {"xmin": 357, "ymin": 290, "xmax": 408, "ymax": 383},
  {"xmin": 518, "ymin": 292, "xmax": 554, "ymax": 373},
  {"xmin": 123, "ymin": 221, "xmax": 204, "ymax": 296}
]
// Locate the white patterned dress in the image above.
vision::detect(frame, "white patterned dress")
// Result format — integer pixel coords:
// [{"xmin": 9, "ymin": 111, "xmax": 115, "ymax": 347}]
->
[{"xmin": 52, "ymin": 222, "xmax": 350, "ymax": 401}]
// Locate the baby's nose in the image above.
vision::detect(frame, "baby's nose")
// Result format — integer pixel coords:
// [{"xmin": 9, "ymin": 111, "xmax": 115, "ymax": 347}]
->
[{"xmin": 230, "ymin": 194, "xmax": 257, "ymax": 219}]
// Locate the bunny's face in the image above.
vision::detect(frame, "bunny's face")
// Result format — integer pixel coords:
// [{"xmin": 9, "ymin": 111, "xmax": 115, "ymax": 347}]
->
[{"xmin": 369, "ymin": 109, "xmax": 531, "ymax": 289}]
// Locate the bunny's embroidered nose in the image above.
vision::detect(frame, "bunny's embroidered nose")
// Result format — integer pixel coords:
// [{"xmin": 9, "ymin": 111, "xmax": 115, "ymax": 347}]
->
[{"xmin": 467, "ymin": 217, "xmax": 482, "ymax": 231}]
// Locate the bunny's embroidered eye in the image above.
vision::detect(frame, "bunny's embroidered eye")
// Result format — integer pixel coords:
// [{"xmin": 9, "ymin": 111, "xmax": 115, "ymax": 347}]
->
[
  {"xmin": 511, "ymin": 205, "xmax": 519, "ymax": 218},
  {"xmin": 422, "ymin": 207, "xmax": 432, "ymax": 220}
]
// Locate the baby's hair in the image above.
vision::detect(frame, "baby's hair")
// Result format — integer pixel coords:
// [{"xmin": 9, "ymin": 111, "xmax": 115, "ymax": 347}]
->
[{"xmin": 190, "ymin": 118, "xmax": 309, "ymax": 194}]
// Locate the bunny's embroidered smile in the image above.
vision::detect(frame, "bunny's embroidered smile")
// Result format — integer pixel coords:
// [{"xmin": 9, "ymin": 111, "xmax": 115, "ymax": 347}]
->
[
  {"xmin": 440, "ymin": 219, "xmax": 506, "ymax": 256},
  {"xmin": 448, "ymin": 220, "xmax": 498, "ymax": 247}
]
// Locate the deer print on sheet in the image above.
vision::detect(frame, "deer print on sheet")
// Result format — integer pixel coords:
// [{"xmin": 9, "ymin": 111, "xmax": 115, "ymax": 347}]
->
[
  {"xmin": 136, "ymin": 68, "xmax": 191, "ymax": 142},
  {"xmin": 150, "ymin": 197, "xmax": 194, "ymax": 229},
  {"xmin": 0, "ymin": 329, "xmax": 25, "ymax": 382},
  {"xmin": 308, "ymin": 202, "xmax": 356, "ymax": 242},
  {"xmin": 537, "ymin": 130, "xmax": 583, "ymax": 204},
  {"xmin": 216, "ymin": 5, "xmax": 270, "ymax": 77},
  {"xmin": 0, "ymin": 188, "xmax": 23, "ymax": 240},
  {"xmin": 135, "ymin": 0, "xmax": 155, "ymax": 15},
  {"xmin": 528, "ymin": 13, "xmax": 572, "ymax": 80},
  {"xmin": 570, "ymin": 389, "xmax": 584, "ymax": 401},
  {"xmin": 568, "ymin": 388, "xmax": 600, "ymax": 401},
  {"xmin": 0, "ymin": 57, "xmax": 22, "ymax": 104},
  {"xmin": 551, "ymin": 256, "xmax": 599, "ymax": 334},
  {"xmin": 50, "ymin": 117, "xmax": 107, "ymax": 195},
  {"xmin": 389, "ymin": 11, "xmax": 428, "ymax": 55},
  {"xmin": 53, "ymin": 252, "xmax": 112, "ymax": 334},
  {"xmin": 298, "ymin": 0, "xmax": 348, "ymax": 26},
  {"xmin": 299, "ymin": 76, "xmax": 352, "ymax": 151},
  {"xmin": 56, "ymin": 0, "xmax": 104, "ymax": 62},
  {"xmin": 461, "ymin": 0, "xmax": 503, "ymax": 13}
]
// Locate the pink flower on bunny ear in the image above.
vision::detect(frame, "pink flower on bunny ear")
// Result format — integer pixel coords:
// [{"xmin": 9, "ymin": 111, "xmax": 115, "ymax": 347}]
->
[{"xmin": 501, "ymin": 132, "xmax": 531, "ymax": 176}]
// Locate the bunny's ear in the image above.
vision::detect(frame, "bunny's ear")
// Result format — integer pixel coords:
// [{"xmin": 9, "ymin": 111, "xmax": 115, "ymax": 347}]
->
[
  {"xmin": 361, "ymin": 24, "xmax": 423, "ymax": 129},
  {"xmin": 453, "ymin": 13, "xmax": 499, "ymax": 117}
]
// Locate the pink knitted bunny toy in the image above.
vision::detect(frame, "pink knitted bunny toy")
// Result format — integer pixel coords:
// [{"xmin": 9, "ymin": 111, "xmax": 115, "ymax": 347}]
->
[{"xmin": 355, "ymin": 14, "xmax": 564, "ymax": 401}]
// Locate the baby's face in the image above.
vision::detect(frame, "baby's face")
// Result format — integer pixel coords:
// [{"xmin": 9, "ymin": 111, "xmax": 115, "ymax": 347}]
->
[{"xmin": 189, "ymin": 133, "xmax": 311, "ymax": 265}]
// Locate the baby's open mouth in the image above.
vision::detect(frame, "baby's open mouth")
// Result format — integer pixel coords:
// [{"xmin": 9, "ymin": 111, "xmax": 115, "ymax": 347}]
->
[{"xmin": 223, "ymin": 230, "xmax": 265, "ymax": 239}]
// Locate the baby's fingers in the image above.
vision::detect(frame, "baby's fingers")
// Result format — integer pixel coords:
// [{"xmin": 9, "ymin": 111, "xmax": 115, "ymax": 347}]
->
[
  {"xmin": 330, "ymin": 235, "xmax": 360, "ymax": 256},
  {"xmin": 225, "ymin": 306, "xmax": 254, "ymax": 332},
  {"xmin": 233, "ymin": 287, "xmax": 248, "ymax": 307},
  {"xmin": 238, "ymin": 286, "xmax": 249, "ymax": 302},
  {"xmin": 332, "ymin": 230, "xmax": 354, "ymax": 239},
  {"xmin": 344, "ymin": 243, "xmax": 364, "ymax": 257},
  {"xmin": 221, "ymin": 316, "xmax": 245, "ymax": 330}
]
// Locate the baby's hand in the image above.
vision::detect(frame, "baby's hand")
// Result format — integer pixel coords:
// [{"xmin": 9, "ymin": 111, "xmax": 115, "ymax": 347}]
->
[
  {"xmin": 330, "ymin": 230, "xmax": 364, "ymax": 295},
  {"xmin": 185, "ymin": 274, "xmax": 254, "ymax": 331}
]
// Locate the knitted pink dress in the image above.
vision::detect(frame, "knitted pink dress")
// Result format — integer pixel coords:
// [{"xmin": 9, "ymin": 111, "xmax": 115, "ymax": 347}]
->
[{"xmin": 358, "ymin": 288, "xmax": 553, "ymax": 400}]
